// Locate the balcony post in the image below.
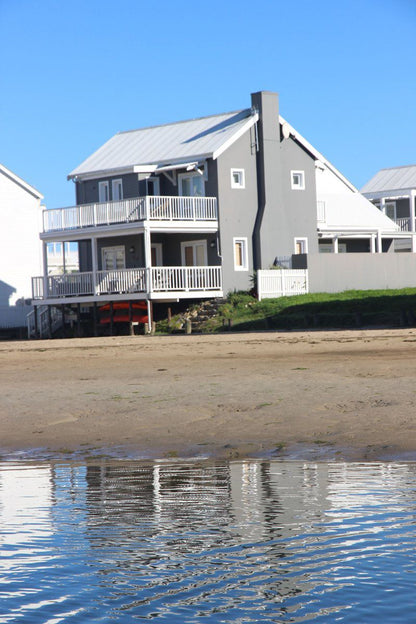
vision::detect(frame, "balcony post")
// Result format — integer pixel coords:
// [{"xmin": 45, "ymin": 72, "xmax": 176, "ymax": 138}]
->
[
  {"xmin": 144, "ymin": 225, "xmax": 152, "ymax": 294},
  {"xmin": 42, "ymin": 242, "xmax": 49, "ymax": 299},
  {"xmin": 410, "ymin": 191, "xmax": 416, "ymax": 233},
  {"xmin": 91, "ymin": 237, "xmax": 98, "ymax": 294}
]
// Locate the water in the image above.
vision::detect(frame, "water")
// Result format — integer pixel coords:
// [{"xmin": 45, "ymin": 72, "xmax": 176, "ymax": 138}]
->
[{"xmin": 1, "ymin": 460, "xmax": 416, "ymax": 623}]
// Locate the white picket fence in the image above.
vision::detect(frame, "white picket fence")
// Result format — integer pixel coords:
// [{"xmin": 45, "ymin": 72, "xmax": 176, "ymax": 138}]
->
[{"xmin": 257, "ymin": 269, "xmax": 308, "ymax": 300}]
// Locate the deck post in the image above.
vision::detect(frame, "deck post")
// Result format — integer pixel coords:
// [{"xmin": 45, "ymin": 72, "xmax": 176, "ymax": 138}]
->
[
  {"xmin": 91, "ymin": 237, "xmax": 98, "ymax": 294},
  {"xmin": 109, "ymin": 301, "xmax": 114, "ymax": 336},
  {"xmin": 47, "ymin": 306, "xmax": 52, "ymax": 339},
  {"xmin": 146, "ymin": 299, "xmax": 153, "ymax": 333},
  {"xmin": 93, "ymin": 302, "xmax": 98, "ymax": 337},
  {"xmin": 77, "ymin": 303, "xmax": 81, "ymax": 337},
  {"xmin": 61, "ymin": 304, "xmax": 65, "ymax": 335},
  {"xmin": 129, "ymin": 301, "xmax": 134, "ymax": 335}
]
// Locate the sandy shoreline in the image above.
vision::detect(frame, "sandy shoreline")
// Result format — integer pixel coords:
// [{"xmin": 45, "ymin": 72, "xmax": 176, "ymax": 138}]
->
[{"xmin": 1, "ymin": 328, "xmax": 416, "ymax": 462}]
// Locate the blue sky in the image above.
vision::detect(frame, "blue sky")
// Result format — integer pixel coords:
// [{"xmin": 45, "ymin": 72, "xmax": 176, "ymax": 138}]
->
[{"xmin": 1, "ymin": 0, "xmax": 415, "ymax": 208}]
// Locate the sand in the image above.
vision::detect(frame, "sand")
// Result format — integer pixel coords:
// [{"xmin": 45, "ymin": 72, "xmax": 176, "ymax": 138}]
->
[{"xmin": 1, "ymin": 329, "xmax": 416, "ymax": 462}]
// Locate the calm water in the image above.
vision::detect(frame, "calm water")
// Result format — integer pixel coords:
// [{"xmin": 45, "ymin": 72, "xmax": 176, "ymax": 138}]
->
[{"xmin": 1, "ymin": 459, "xmax": 416, "ymax": 623}]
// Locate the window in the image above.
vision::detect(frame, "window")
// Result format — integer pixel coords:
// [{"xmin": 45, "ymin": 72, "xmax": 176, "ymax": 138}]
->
[
  {"xmin": 294, "ymin": 238, "xmax": 308, "ymax": 254},
  {"xmin": 179, "ymin": 173, "xmax": 205, "ymax": 197},
  {"xmin": 233, "ymin": 237, "xmax": 248, "ymax": 271},
  {"xmin": 98, "ymin": 181, "xmax": 109, "ymax": 202},
  {"xmin": 231, "ymin": 168, "xmax": 245, "ymax": 189},
  {"xmin": 146, "ymin": 177, "xmax": 160, "ymax": 196},
  {"xmin": 112, "ymin": 179, "xmax": 123, "ymax": 201},
  {"xmin": 101, "ymin": 246, "xmax": 126, "ymax": 270},
  {"xmin": 319, "ymin": 243, "xmax": 346, "ymax": 253},
  {"xmin": 291, "ymin": 170, "xmax": 305, "ymax": 190},
  {"xmin": 384, "ymin": 202, "xmax": 396, "ymax": 220},
  {"xmin": 180, "ymin": 240, "xmax": 207, "ymax": 266}
]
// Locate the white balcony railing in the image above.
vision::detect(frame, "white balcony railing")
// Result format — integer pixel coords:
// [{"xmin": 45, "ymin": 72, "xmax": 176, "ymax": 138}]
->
[
  {"xmin": 395, "ymin": 217, "xmax": 411, "ymax": 232},
  {"xmin": 43, "ymin": 196, "xmax": 218, "ymax": 232},
  {"xmin": 32, "ymin": 266, "xmax": 222, "ymax": 300}
]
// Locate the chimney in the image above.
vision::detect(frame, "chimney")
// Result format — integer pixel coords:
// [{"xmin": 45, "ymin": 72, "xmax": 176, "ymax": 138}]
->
[{"xmin": 251, "ymin": 91, "xmax": 281, "ymax": 269}]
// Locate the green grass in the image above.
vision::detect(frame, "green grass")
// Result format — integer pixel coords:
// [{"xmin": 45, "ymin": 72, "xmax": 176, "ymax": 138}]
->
[{"xmin": 157, "ymin": 288, "xmax": 416, "ymax": 333}]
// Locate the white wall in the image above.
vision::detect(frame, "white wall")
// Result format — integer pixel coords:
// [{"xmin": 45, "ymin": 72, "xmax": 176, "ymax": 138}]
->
[{"xmin": 0, "ymin": 170, "xmax": 43, "ymax": 303}]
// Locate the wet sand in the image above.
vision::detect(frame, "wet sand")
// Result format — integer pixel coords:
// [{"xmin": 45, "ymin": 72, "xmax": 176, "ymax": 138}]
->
[{"xmin": 1, "ymin": 329, "xmax": 416, "ymax": 462}]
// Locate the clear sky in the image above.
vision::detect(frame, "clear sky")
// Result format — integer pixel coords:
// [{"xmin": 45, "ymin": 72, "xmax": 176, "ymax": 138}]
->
[{"xmin": 1, "ymin": 0, "xmax": 415, "ymax": 208}]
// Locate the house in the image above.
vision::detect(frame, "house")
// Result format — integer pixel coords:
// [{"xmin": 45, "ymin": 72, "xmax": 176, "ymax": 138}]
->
[
  {"xmin": 361, "ymin": 165, "xmax": 416, "ymax": 252},
  {"xmin": 0, "ymin": 164, "xmax": 43, "ymax": 329},
  {"xmin": 31, "ymin": 91, "xmax": 405, "ymax": 335}
]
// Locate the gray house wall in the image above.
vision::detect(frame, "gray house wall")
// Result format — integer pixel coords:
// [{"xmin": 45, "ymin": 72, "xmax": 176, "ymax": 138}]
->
[
  {"xmin": 308, "ymin": 253, "xmax": 416, "ymax": 292},
  {"xmin": 279, "ymin": 137, "xmax": 318, "ymax": 255},
  {"xmin": 215, "ymin": 126, "xmax": 258, "ymax": 293}
]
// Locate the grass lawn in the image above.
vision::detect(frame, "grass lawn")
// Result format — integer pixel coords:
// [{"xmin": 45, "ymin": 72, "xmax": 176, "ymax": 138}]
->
[{"xmin": 158, "ymin": 289, "xmax": 416, "ymax": 333}]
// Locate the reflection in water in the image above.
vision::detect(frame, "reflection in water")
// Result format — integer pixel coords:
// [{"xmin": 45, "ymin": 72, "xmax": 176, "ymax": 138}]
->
[{"xmin": 1, "ymin": 460, "xmax": 416, "ymax": 622}]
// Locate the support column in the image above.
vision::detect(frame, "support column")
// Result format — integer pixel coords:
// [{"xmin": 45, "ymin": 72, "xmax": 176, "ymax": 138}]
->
[
  {"xmin": 42, "ymin": 242, "xmax": 49, "ymax": 299},
  {"xmin": 411, "ymin": 234, "xmax": 416, "ymax": 253},
  {"xmin": 333, "ymin": 237, "xmax": 339, "ymax": 254},
  {"xmin": 91, "ymin": 237, "xmax": 98, "ymax": 294},
  {"xmin": 410, "ymin": 191, "xmax": 416, "ymax": 233},
  {"xmin": 62, "ymin": 242, "xmax": 67, "ymax": 274},
  {"xmin": 377, "ymin": 230, "xmax": 382, "ymax": 253},
  {"xmin": 370, "ymin": 234, "xmax": 376, "ymax": 254},
  {"xmin": 144, "ymin": 226, "xmax": 152, "ymax": 294},
  {"xmin": 380, "ymin": 197, "xmax": 386, "ymax": 215}
]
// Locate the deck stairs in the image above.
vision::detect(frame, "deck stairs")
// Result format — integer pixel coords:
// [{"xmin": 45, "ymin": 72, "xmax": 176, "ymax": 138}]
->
[{"xmin": 27, "ymin": 305, "xmax": 63, "ymax": 339}]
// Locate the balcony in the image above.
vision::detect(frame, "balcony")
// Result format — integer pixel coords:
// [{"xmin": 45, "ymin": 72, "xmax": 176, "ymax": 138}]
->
[
  {"xmin": 32, "ymin": 266, "xmax": 223, "ymax": 301},
  {"xmin": 42, "ymin": 196, "xmax": 218, "ymax": 233}
]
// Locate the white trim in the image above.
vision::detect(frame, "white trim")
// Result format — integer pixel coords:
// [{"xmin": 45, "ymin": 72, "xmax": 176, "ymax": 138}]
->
[
  {"xmin": 279, "ymin": 115, "xmax": 357, "ymax": 193},
  {"xmin": 146, "ymin": 176, "xmax": 160, "ymax": 196},
  {"xmin": 151, "ymin": 243, "xmax": 163, "ymax": 266},
  {"xmin": 111, "ymin": 178, "xmax": 123, "ymax": 201},
  {"xmin": 212, "ymin": 113, "xmax": 259, "ymax": 160},
  {"xmin": 231, "ymin": 168, "xmax": 245, "ymax": 189},
  {"xmin": 98, "ymin": 181, "xmax": 109, "ymax": 203},
  {"xmin": 291, "ymin": 170, "xmax": 305, "ymax": 190},
  {"xmin": 180, "ymin": 239, "xmax": 208, "ymax": 266},
  {"xmin": 0, "ymin": 163, "xmax": 44, "ymax": 199},
  {"xmin": 294, "ymin": 237, "xmax": 308, "ymax": 254},
  {"xmin": 233, "ymin": 237, "xmax": 248, "ymax": 271}
]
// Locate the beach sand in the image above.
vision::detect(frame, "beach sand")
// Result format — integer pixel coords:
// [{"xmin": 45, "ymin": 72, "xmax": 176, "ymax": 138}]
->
[{"xmin": 1, "ymin": 329, "xmax": 416, "ymax": 462}]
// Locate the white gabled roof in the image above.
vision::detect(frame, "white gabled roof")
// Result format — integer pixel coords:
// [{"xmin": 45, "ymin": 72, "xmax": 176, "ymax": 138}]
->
[
  {"xmin": 0, "ymin": 163, "xmax": 43, "ymax": 199},
  {"xmin": 69, "ymin": 109, "xmax": 258, "ymax": 179},
  {"xmin": 319, "ymin": 193, "xmax": 399, "ymax": 233},
  {"xmin": 361, "ymin": 165, "xmax": 416, "ymax": 194}
]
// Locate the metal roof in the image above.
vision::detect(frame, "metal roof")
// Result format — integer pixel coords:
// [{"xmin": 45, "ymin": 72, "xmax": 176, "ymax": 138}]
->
[
  {"xmin": 361, "ymin": 165, "xmax": 416, "ymax": 194},
  {"xmin": 69, "ymin": 109, "xmax": 256, "ymax": 179}
]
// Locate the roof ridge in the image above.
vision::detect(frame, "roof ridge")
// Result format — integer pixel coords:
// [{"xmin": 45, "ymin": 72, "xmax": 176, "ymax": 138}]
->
[
  {"xmin": 117, "ymin": 108, "xmax": 251, "ymax": 135},
  {"xmin": 378, "ymin": 164, "xmax": 416, "ymax": 171}
]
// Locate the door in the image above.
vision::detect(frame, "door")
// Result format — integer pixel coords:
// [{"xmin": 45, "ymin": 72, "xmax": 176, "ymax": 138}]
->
[
  {"xmin": 102, "ymin": 246, "xmax": 126, "ymax": 270},
  {"xmin": 181, "ymin": 240, "xmax": 207, "ymax": 266}
]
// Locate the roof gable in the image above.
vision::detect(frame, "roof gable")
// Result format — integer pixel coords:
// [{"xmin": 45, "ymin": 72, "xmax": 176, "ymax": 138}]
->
[{"xmin": 0, "ymin": 164, "xmax": 43, "ymax": 200}]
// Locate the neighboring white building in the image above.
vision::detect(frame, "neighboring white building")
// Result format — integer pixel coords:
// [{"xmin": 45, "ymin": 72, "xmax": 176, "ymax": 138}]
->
[{"xmin": 0, "ymin": 164, "xmax": 43, "ymax": 304}]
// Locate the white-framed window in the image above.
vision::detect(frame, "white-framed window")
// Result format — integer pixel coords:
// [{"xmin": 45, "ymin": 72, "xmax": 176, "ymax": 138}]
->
[
  {"xmin": 178, "ymin": 173, "xmax": 205, "ymax": 197},
  {"xmin": 294, "ymin": 237, "xmax": 308, "ymax": 254},
  {"xmin": 291, "ymin": 170, "xmax": 305, "ymax": 190},
  {"xmin": 231, "ymin": 168, "xmax": 245, "ymax": 189},
  {"xmin": 112, "ymin": 179, "xmax": 123, "ymax": 201},
  {"xmin": 151, "ymin": 243, "xmax": 163, "ymax": 266},
  {"xmin": 233, "ymin": 237, "xmax": 248, "ymax": 271},
  {"xmin": 181, "ymin": 240, "xmax": 207, "ymax": 266},
  {"xmin": 98, "ymin": 181, "xmax": 110, "ymax": 202},
  {"xmin": 146, "ymin": 176, "xmax": 160, "ymax": 196},
  {"xmin": 101, "ymin": 246, "xmax": 126, "ymax": 270}
]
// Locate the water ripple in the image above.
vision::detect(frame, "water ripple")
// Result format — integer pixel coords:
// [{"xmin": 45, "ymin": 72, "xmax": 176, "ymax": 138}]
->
[{"xmin": 1, "ymin": 460, "xmax": 416, "ymax": 622}]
